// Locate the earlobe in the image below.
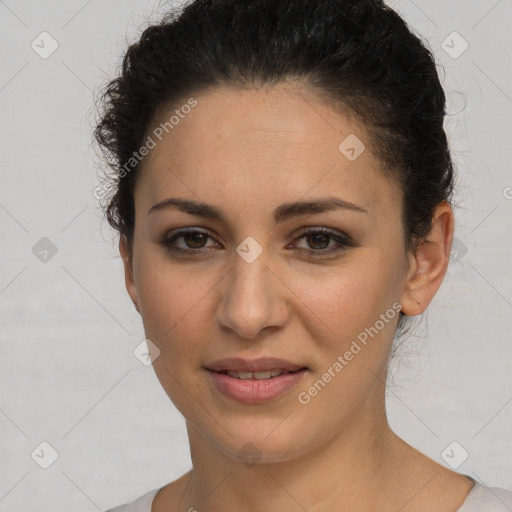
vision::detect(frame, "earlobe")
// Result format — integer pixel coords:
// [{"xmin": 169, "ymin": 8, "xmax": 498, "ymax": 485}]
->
[
  {"xmin": 400, "ymin": 202, "xmax": 454, "ymax": 317},
  {"xmin": 119, "ymin": 234, "xmax": 141, "ymax": 314}
]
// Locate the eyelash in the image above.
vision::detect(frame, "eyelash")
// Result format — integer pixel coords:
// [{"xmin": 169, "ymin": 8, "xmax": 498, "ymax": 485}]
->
[{"xmin": 157, "ymin": 227, "xmax": 355, "ymax": 257}]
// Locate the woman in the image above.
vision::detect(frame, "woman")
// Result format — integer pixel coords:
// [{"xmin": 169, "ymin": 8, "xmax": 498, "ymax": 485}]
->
[{"xmin": 94, "ymin": 0, "xmax": 512, "ymax": 510}]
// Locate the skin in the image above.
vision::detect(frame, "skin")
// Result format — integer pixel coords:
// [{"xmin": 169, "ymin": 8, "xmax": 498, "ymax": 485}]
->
[{"xmin": 119, "ymin": 82, "xmax": 473, "ymax": 511}]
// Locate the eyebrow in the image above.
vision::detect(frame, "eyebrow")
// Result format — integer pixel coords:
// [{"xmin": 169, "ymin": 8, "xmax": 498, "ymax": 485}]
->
[{"xmin": 147, "ymin": 196, "xmax": 368, "ymax": 223}]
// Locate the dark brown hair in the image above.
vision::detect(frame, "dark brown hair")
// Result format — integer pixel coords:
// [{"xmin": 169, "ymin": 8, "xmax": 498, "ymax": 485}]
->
[{"xmin": 93, "ymin": 0, "xmax": 455, "ymax": 336}]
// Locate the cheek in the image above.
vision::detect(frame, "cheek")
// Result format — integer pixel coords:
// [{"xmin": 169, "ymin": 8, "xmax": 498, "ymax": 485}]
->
[
  {"xmin": 133, "ymin": 248, "xmax": 231, "ymax": 384},
  {"xmin": 134, "ymin": 259, "xmax": 216, "ymax": 406},
  {"xmin": 294, "ymin": 257, "xmax": 399, "ymax": 341},
  {"xmin": 292, "ymin": 258, "xmax": 402, "ymax": 413},
  {"xmin": 136, "ymin": 264, "xmax": 214, "ymax": 347}
]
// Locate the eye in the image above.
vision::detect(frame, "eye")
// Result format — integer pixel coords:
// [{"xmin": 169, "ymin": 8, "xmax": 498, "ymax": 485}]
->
[
  {"xmin": 158, "ymin": 226, "xmax": 355, "ymax": 257},
  {"xmin": 158, "ymin": 228, "xmax": 220, "ymax": 255},
  {"xmin": 292, "ymin": 227, "xmax": 354, "ymax": 256}
]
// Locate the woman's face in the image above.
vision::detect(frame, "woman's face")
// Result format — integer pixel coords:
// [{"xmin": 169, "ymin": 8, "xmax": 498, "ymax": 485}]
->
[{"xmin": 122, "ymin": 83, "xmax": 416, "ymax": 463}]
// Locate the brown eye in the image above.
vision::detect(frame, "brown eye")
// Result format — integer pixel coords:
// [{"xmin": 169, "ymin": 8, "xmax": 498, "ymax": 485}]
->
[
  {"xmin": 159, "ymin": 229, "xmax": 220, "ymax": 254},
  {"xmin": 293, "ymin": 228, "xmax": 355, "ymax": 256},
  {"xmin": 182, "ymin": 232, "xmax": 209, "ymax": 249},
  {"xmin": 304, "ymin": 232, "xmax": 332, "ymax": 250},
  {"xmin": 158, "ymin": 227, "xmax": 355, "ymax": 258}
]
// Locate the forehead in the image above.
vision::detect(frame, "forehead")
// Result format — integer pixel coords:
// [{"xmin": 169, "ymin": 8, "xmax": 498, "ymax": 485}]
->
[{"xmin": 136, "ymin": 83, "xmax": 401, "ymax": 223}]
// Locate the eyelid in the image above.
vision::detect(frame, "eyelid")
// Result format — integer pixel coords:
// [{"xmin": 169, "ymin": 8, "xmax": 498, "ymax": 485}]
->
[
  {"xmin": 162, "ymin": 225, "xmax": 354, "ymax": 242},
  {"xmin": 294, "ymin": 226, "xmax": 354, "ymax": 243}
]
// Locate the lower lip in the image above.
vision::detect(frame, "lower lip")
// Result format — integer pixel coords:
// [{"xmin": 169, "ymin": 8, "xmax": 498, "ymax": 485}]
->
[{"xmin": 206, "ymin": 368, "xmax": 307, "ymax": 404}]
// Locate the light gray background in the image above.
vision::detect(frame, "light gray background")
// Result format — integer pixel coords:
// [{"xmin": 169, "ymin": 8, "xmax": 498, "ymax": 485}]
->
[{"xmin": 1, "ymin": 0, "xmax": 511, "ymax": 510}]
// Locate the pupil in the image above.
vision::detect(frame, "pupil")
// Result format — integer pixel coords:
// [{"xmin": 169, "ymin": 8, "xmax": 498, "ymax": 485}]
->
[
  {"xmin": 185, "ymin": 233, "xmax": 207, "ymax": 248},
  {"xmin": 309, "ymin": 233, "xmax": 329, "ymax": 249}
]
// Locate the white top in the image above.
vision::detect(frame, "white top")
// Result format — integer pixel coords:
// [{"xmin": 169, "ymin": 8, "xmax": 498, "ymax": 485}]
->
[{"xmin": 105, "ymin": 479, "xmax": 512, "ymax": 512}]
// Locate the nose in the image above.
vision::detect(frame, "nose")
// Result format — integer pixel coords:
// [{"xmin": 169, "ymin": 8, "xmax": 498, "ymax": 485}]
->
[{"xmin": 215, "ymin": 249, "xmax": 291, "ymax": 340}]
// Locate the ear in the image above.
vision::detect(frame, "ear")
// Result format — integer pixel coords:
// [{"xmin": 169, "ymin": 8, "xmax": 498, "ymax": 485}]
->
[
  {"xmin": 400, "ymin": 201, "xmax": 454, "ymax": 317},
  {"xmin": 119, "ymin": 234, "xmax": 141, "ymax": 314}
]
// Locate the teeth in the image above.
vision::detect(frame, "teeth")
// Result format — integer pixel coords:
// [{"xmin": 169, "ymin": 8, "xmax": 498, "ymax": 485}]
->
[
  {"xmin": 225, "ymin": 368, "xmax": 291, "ymax": 380},
  {"xmin": 236, "ymin": 371, "xmax": 254, "ymax": 380}
]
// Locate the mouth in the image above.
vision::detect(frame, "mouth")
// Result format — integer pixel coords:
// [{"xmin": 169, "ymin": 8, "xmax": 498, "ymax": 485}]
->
[
  {"xmin": 213, "ymin": 368, "xmax": 306, "ymax": 380},
  {"xmin": 204, "ymin": 357, "xmax": 309, "ymax": 403}
]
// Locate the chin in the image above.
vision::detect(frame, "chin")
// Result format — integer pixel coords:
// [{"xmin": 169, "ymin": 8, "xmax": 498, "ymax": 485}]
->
[{"xmin": 204, "ymin": 418, "xmax": 312, "ymax": 465}]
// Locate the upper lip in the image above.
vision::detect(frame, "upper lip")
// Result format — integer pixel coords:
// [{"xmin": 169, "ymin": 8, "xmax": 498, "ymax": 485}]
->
[{"xmin": 206, "ymin": 357, "xmax": 307, "ymax": 373}]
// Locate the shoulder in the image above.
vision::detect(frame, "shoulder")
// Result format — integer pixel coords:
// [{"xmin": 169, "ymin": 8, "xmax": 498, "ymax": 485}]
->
[
  {"xmin": 104, "ymin": 488, "xmax": 161, "ymax": 512},
  {"xmin": 457, "ymin": 481, "xmax": 512, "ymax": 511}
]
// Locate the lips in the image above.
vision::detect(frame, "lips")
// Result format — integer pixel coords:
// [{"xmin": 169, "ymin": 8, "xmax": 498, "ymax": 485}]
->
[
  {"xmin": 205, "ymin": 357, "xmax": 309, "ymax": 403},
  {"xmin": 205, "ymin": 357, "xmax": 307, "ymax": 373}
]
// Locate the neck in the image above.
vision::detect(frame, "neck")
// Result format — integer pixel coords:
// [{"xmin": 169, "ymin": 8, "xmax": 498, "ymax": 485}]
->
[{"xmin": 178, "ymin": 408, "xmax": 410, "ymax": 511}]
